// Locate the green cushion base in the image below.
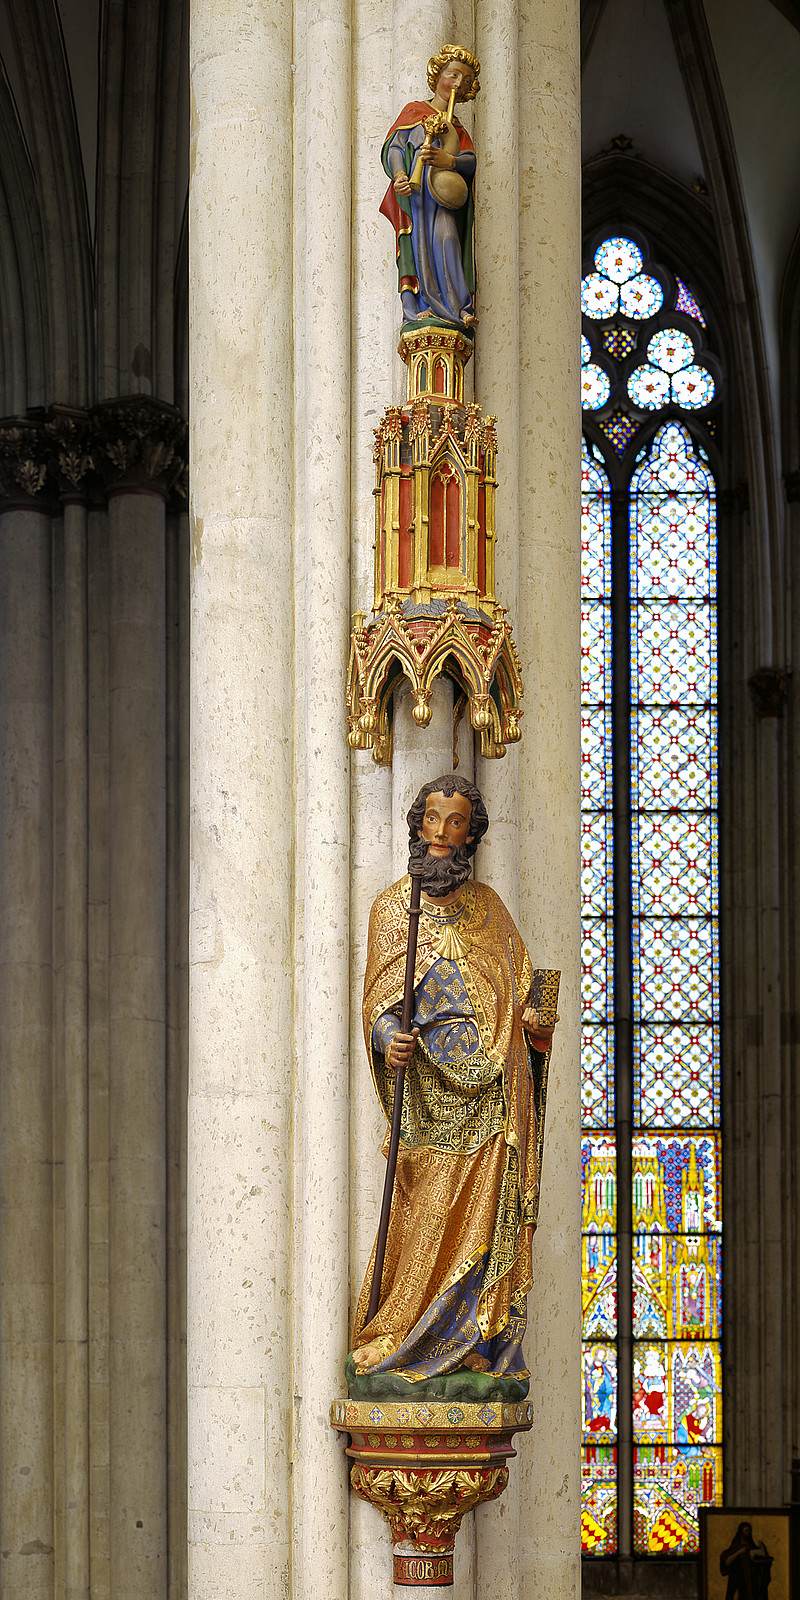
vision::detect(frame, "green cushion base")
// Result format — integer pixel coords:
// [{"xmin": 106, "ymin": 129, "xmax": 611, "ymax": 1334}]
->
[{"xmin": 345, "ymin": 1353, "xmax": 529, "ymax": 1403}]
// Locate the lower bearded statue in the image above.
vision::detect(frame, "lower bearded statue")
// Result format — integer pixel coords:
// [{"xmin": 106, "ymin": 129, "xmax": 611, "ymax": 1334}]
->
[{"xmin": 350, "ymin": 774, "xmax": 557, "ymax": 1394}]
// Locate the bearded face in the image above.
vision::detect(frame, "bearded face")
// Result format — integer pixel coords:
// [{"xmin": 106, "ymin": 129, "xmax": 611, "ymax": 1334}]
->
[{"xmin": 408, "ymin": 834, "xmax": 473, "ymax": 898}]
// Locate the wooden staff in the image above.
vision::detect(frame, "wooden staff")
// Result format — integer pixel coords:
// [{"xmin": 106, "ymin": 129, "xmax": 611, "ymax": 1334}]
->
[{"xmin": 366, "ymin": 861, "xmax": 425, "ymax": 1325}]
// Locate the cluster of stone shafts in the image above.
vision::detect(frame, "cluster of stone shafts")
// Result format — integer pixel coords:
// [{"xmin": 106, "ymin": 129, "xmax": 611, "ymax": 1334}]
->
[
  {"xmin": 330, "ymin": 1397, "xmax": 533, "ymax": 1586},
  {"xmin": 346, "ymin": 324, "xmax": 524, "ymax": 764}
]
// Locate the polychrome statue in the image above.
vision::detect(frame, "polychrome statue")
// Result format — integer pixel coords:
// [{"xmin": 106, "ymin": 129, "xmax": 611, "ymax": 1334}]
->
[
  {"xmin": 380, "ymin": 45, "xmax": 480, "ymax": 329},
  {"xmin": 350, "ymin": 775, "xmax": 557, "ymax": 1389}
]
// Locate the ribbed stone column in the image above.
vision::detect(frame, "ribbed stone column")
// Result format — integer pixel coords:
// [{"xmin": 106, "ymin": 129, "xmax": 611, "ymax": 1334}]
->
[
  {"xmin": 348, "ymin": 8, "xmax": 402, "ymax": 1587},
  {"xmin": 297, "ymin": 0, "xmax": 352, "ymax": 1592},
  {"xmin": 189, "ymin": 3, "xmax": 294, "ymax": 1598},
  {"xmin": 0, "ymin": 503, "xmax": 54, "ymax": 1600},
  {"xmin": 473, "ymin": 27, "xmax": 522, "ymax": 1570},
  {"xmin": 474, "ymin": 0, "xmax": 522, "ymax": 932},
  {"xmin": 61, "ymin": 497, "xmax": 90, "ymax": 1600},
  {"xmin": 517, "ymin": 2, "xmax": 581, "ymax": 1598},
  {"xmin": 107, "ymin": 480, "xmax": 167, "ymax": 1600}
]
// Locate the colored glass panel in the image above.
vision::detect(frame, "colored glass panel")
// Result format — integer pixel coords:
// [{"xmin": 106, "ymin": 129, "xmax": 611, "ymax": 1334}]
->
[
  {"xmin": 582, "ymin": 273, "xmax": 619, "ymax": 319},
  {"xmin": 632, "ymin": 428, "xmax": 715, "ymax": 596},
  {"xmin": 595, "ymin": 236, "xmax": 643, "ymax": 281},
  {"xmin": 630, "ymin": 421, "xmax": 720, "ymax": 1553},
  {"xmin": 582, "ymin": 1457, "xmax": 618, "ymax": 1555},
  {"xmin": 633, "ymin": 1236, "xmax": 721, "ymax": 1339},
  {"xmin": 583, "ymin": 1134, "xmax": 618, "ymax": 1230},
  {"xmin": 581, "ymin": 442, "xmax": 614, "ymax": 1132},
  {"xmin": 620, "ymin": 275, "xmax": 663, "ymax": 319},
  {"xmin": 581, "ymin": 435, "xmax": 618, "ymax": 1538},
  {"xmin": 583, "ymin": 1134, "xmax": 618, "ymax": 1340},
  {"xmin": 604, "ymin": 327, "xmax": 636, "ymax": 359},
  {"xmin": 582, "ymin": 363, "xmax": 612, "ymax": 410},
  {"xmin": 635, "ymin": 601, "xmax": 713, "ymax": 704},
  {"xmin": 675, "ymin": 278, "xmax": 706, "ymax": 326},
  {"xmin": 648, "ymin": 328, "xmax": 695, "ymax": 373},
  {"xmin": 634, "ymin": 1446, "xmax": 722, "ymax": 1554},
  {"xmin": 628, "ymin": 365, "xmax": 671, "ymax": 410},
  {"xmin": 583, "ymin": 1342, "xmax": 618, "ymax": 1442},
  {"xmin": 598, "ymin": 410, "xmax": 638, "ymax": 455},
  {"xmin": 632, "ymin": 1134, "xmax": 721, "ymax": 1230},
  {"xmin": 671, "ymin": 366, "xmax": 715, "ymax": 409},
  {"xmin": 635, "ymin": 1024, "xmax": 719, "ymax": 1128},
  {"xmin": 633, "ymin": 1341, "xmax": 721, "ymax": 1445}
]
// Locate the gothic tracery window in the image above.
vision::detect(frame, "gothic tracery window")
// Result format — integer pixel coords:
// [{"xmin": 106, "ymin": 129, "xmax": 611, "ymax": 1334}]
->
[{"xmin": 580, "ymin": 233, "xmax": 722, "ymax": 1559}]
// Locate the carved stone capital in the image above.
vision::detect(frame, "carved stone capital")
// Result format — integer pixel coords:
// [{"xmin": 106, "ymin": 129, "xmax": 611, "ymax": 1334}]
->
[
  {"xmin": 0, "ymin": 400, "xmax": 188, "ymax": 510},
  {"xmin": 0, "ymin": 419, "xmax": 53, "ymax": 509},
  {"xmin": 93, "ymin": 397, "xmax": 187, "ymax": 498},
  {"xmin": 44, "ymin": 406, "xmax": 96, "ymax": 497},
  {"xmin": 748, "ymin": 667, "xmax": 791, "ymax": 718}
]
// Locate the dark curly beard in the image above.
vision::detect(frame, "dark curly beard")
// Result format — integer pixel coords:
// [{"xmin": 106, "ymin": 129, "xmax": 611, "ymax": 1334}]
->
[{"xmin": 408, "ymin": 835, "xmax": 473, "ymax": 898}]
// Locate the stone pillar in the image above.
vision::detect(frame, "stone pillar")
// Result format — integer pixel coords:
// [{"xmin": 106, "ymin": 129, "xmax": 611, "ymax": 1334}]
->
[
  {"xmin": 517, "ymin": 3, "xmax": 582, "ymax": 1599},
  {"xmin": 0, "ymin": 498, "xmax": 54, "ymax": 1600},
  {"xmin": 474, "ymin": 0, "xmax": 522, "ymax": 928},
  {"xmin": 106, "ymin": 465, "xmax": 167, "ymax": 1600},
  {"xmin": 61, "ymin": 494, "xmax": 90, "ymax": 1600},
  {"xmin": 165, "ymin": 504, "xmax": 190, "ymax": 1600},
  {"xmin": 189, "ymin": 4, "xmax": 294, "ymax": 1599},
  {"xmin": 348, "ymin": 0, "xmax": 398, "ymax": 1568},
  {"xmin": 297, "ymin": 0, "xmax": 353, "ymax": 1591}
]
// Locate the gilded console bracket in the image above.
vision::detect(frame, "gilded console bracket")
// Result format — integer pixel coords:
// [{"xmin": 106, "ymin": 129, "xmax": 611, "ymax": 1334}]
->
[{"xmin": 331, "ymin": 1397, "xmax": 533, "ymax": 1587}]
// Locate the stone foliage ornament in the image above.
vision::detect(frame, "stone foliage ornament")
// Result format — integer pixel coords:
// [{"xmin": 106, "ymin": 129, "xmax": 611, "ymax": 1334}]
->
[{"xmin": 346, "ymin": 44, "xmax": 524, "ymax": 767}]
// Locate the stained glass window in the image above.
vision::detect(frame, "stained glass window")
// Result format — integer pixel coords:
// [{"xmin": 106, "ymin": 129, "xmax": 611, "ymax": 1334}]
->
[{"xmin": 580, "ymin": 236, "xmax": 721, "ymax": 1562}]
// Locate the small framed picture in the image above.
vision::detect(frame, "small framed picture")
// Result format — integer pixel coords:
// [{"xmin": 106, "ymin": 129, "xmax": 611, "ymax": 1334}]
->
[{"xmin": 699, "ymin": 1507, "xmax": 797, "ymax": 1600}]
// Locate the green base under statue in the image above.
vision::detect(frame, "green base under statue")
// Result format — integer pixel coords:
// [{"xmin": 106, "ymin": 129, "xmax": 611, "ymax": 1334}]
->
[{"xmin": 345, "ymin": 1353, "xmax": 529, "ymax": 1403}]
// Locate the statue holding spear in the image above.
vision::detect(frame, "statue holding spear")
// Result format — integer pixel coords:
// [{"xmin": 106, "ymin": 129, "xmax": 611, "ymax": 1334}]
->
[{"xmin": 350, "ymin": 775, "xmax": 558, "ymax": 1389}]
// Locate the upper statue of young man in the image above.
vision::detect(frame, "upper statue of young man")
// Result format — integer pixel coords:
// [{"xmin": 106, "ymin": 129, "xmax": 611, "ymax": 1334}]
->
[
  {"xmin": 351, "ymin": 775, "xmax": 556, "ymax": 1386},
  {"xmin": 380, "ymin": 46, "xmax": 480, "ymax": 328}
]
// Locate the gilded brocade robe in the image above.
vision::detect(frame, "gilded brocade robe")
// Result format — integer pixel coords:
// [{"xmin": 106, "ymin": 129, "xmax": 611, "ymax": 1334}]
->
[{"xmin": 353, "ymin": 876, "xmax": 550, "ymax": 1382}]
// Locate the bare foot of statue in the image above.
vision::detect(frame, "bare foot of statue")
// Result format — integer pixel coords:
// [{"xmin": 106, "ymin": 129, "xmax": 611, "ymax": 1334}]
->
[
  {"xmin": 462, "ymin": 312, "xmax": 478, "ymax": 327},
  {"xmin": 463, "ymin": 1351, "xmax": 492, "ymax": 1372}
]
